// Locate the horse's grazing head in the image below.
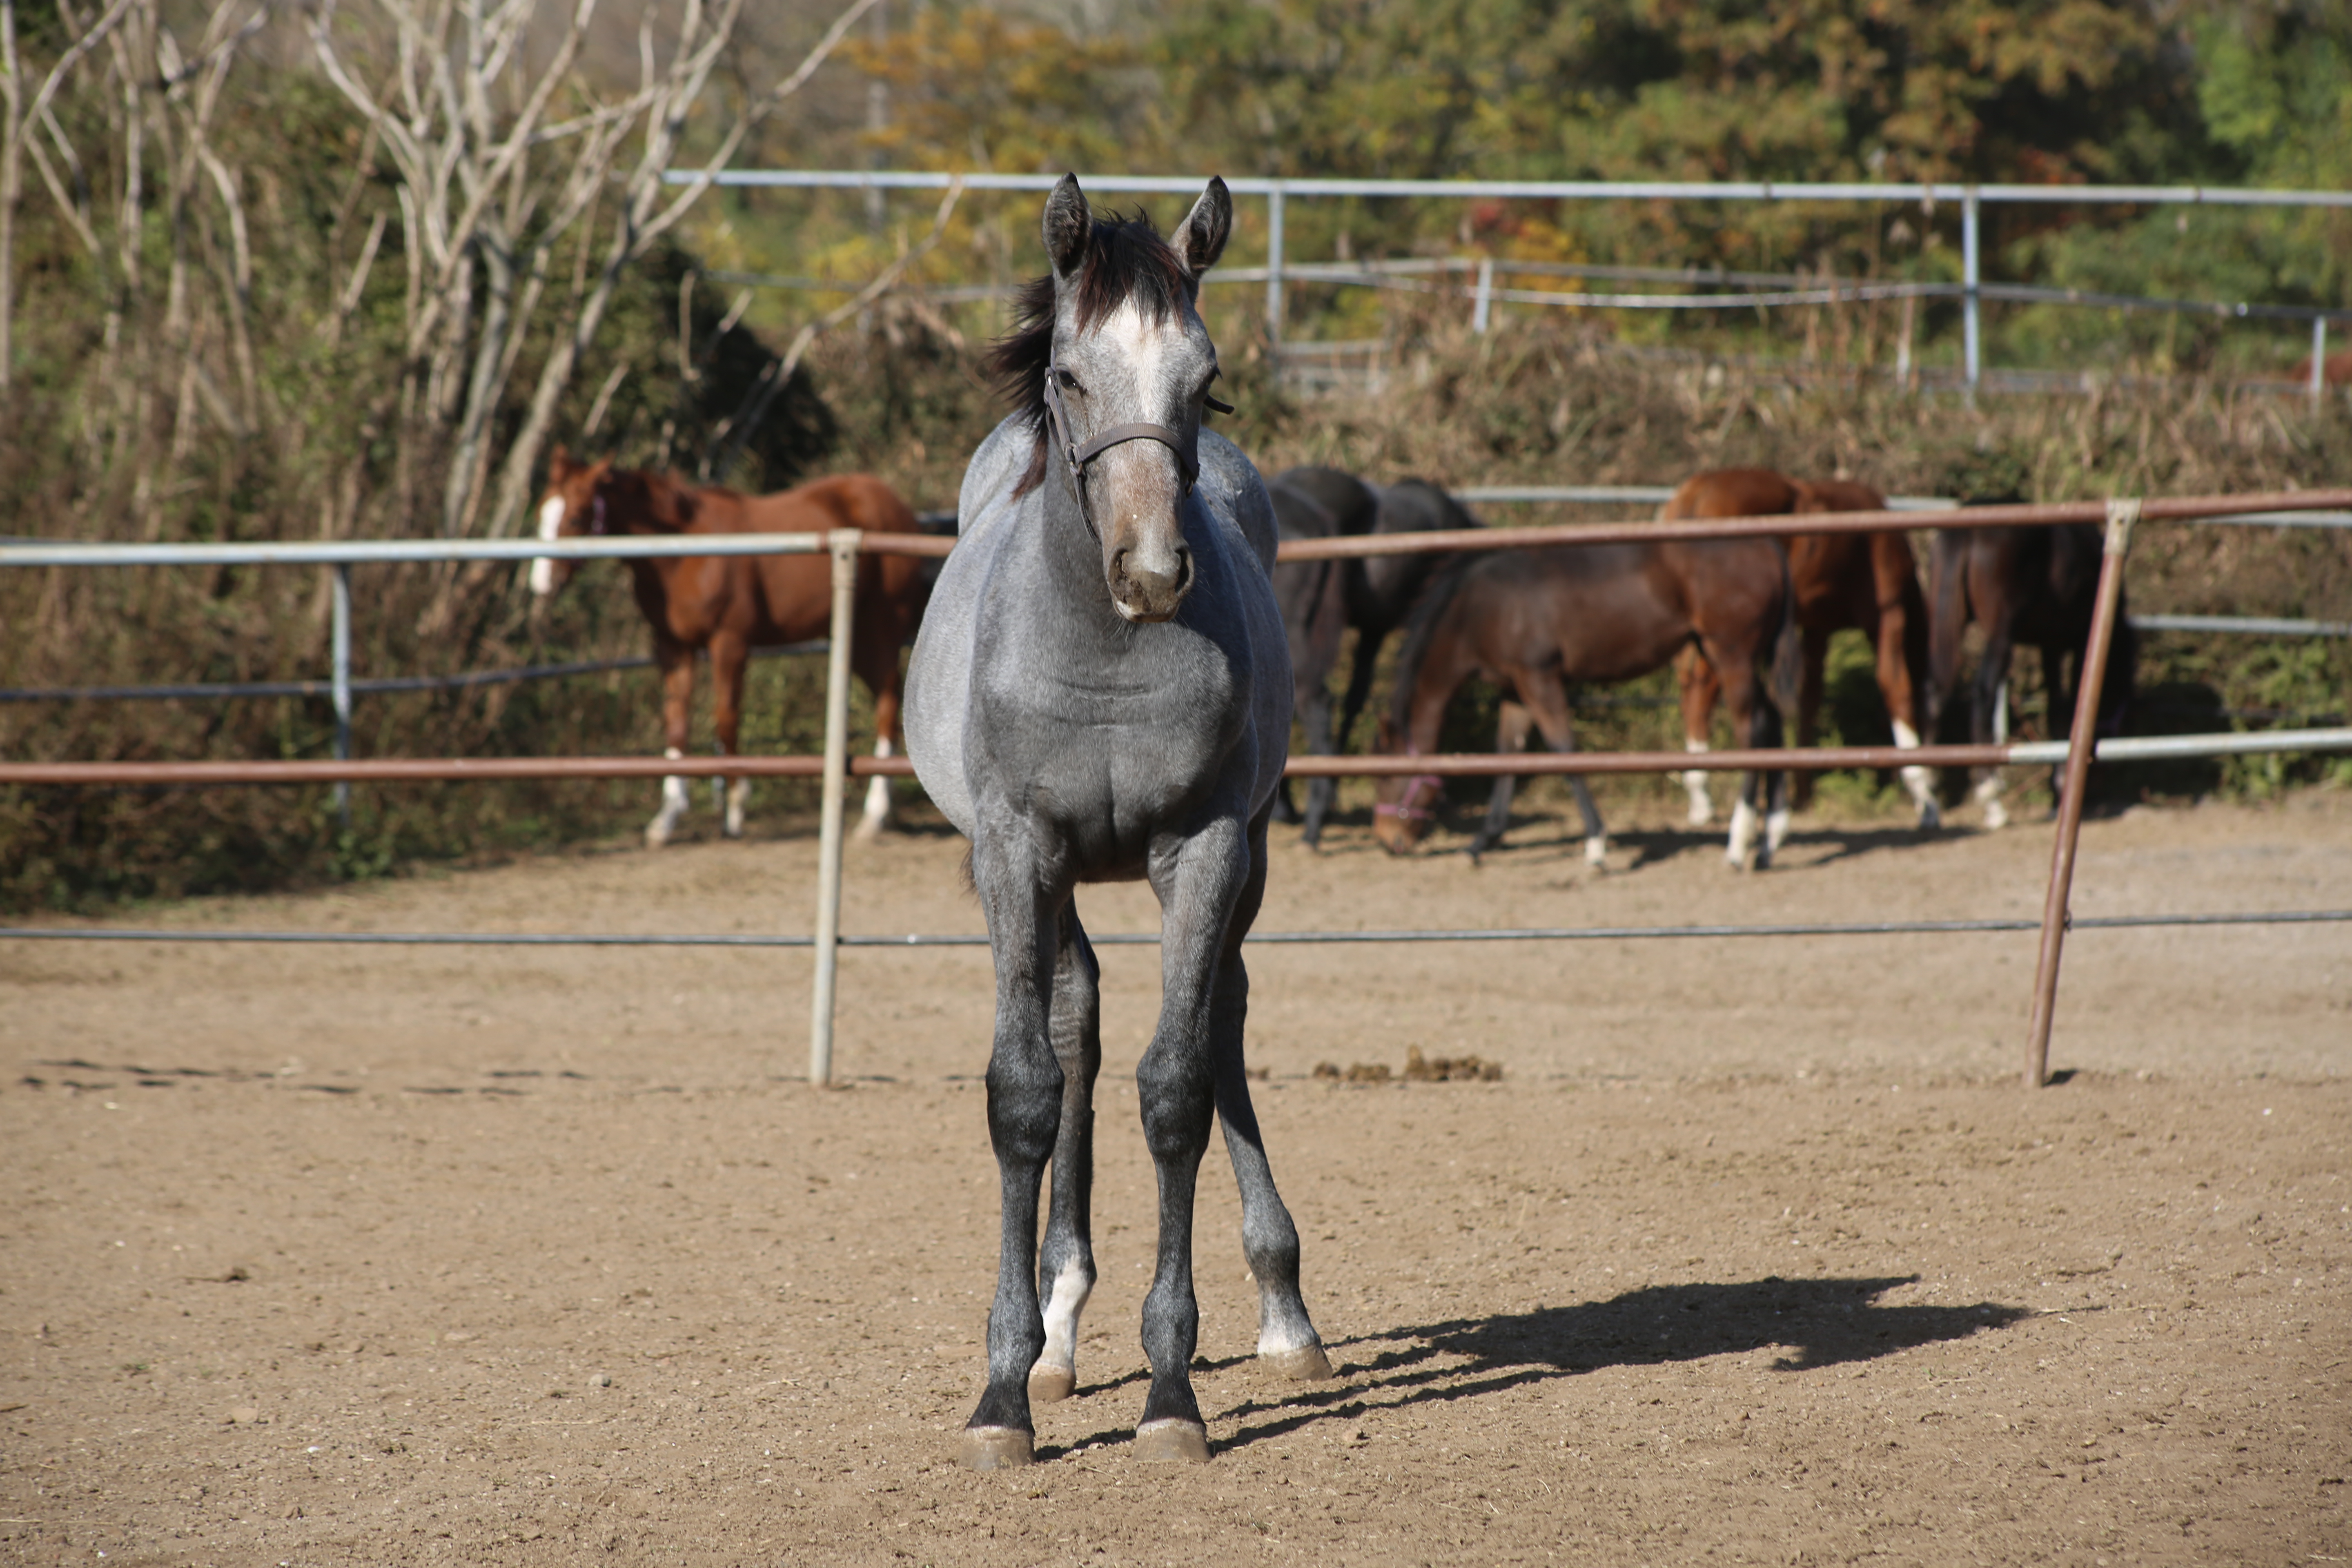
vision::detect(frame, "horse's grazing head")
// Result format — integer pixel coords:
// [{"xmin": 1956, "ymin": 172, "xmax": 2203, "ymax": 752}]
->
[
  {"xmin": 529, "ymin": 445, "xmax": 616, "ymax": 597},
  {"xmin": 1369, "ymin": 715, "xmax": 1442, "ymax": 855},
  {"xmin": 994, "ymin": 172, "xmax": 1232, "ymax": 623}
]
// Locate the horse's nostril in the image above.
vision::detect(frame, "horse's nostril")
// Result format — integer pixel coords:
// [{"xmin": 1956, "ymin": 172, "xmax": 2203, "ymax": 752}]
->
[{"xmin": 1172, "ymin": 548, "xmax": 1193, "ymax": 593}]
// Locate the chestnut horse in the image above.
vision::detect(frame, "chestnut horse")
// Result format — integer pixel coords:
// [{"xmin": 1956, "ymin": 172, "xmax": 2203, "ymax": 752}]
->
[
  {"xmin": 1663, "ymin": 469, "xmax": 1938, "ymax": 829},
  {"xmin": 1371, "ymin": 537, "xmax": 1801, "ymax": 869},
  {"xmin": 529, "ymin": 449, "xmax": 928, "ymax": 846}
]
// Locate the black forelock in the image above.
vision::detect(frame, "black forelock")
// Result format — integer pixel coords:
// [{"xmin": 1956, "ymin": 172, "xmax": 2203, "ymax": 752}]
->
[{"xmin": 987, "ymin": 208, "xmax": 1194, "ymax": 498}]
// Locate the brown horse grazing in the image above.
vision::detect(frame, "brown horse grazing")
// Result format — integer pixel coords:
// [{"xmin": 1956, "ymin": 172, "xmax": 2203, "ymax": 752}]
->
[
  {"xmin": 1370, "ymin": 537, "xmax": 1802, "ymax": 869},
  {"xmin": 1924, "ymin": 497, "xmax": 2136, "ymax": 829},
  {"xmin": 1663, "ymin": 468, "xmax": 1938, "ymax": 829},
  {"xmin": 529, "ymin": 449, "xmax": 929, "ymax": 846}
]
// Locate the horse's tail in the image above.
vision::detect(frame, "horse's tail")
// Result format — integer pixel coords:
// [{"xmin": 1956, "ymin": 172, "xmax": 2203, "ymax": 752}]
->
[
  {"xmin": 1384, "ymin": 549, "xmax": 1478, "ymax": 742},
  {"xmin": 1766, "ymin": 545, "xmax": 1804, "ymax": 724}
]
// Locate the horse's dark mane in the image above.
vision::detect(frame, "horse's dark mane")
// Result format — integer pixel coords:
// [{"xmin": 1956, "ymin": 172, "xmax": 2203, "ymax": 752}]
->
[
  {"xmin": 987, "ymin": 209, "xmax": 1194, "ymax": 498},
  {"xmin": 1383, "ymin": 550, "xmax": 1482, "ymax": 739}
]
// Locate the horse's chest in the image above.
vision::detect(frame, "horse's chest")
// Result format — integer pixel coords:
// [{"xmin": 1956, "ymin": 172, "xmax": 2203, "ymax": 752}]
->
[{"xmin": 975, "ymin": 651, "xmax": 1245, "ymax": 825}]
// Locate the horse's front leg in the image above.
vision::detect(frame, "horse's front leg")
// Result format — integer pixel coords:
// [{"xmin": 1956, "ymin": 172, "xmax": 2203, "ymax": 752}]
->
[
  {"xmin": 1517, "ymin": 673, "xmax": 1607, "ymax": 868},
  {"xmin": 708, "ymin": 633, "xmax": 750, "ymax": 838},
  {"xmin": 853, "ymin": 620, "xmax": 903, "ymax": 842},
  {"xmin": 962, "ymin": 834, "xmax": 1067, "ymax": 1470},
  {"xmin": 1213, "ymin": 812, "xmax": 1330, "ymax": 1382},
  {"xmin": 1298, "ymin": 684, "xmax": 1338, "ymax": 850},
  {"xmin": 647, "ymin": 638, "xmax": 696, "ymax": 848},
  {"xmin": 1674, "ymin": 644, "xmax": 1720, "ymax": 827},
  {"xmin": 1029, "ymin": 905, "xmax": 1102, "ymax": 1405},
  {"xmin": 1132, "ymin": 813, "xmax": 1252, "ymax": 1463},
  {"xmin": 1469, "ymin": 700, "xmax": 1531, "ymax": 863}
]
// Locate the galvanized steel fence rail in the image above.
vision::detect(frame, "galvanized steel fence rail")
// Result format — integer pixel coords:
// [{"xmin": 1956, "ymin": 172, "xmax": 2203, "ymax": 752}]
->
[
  {"xmin": 669, "ymin": 169, "xmax": 2352, "ymax": 401},
  {"xmin": 7, "ymin": 485, "xmax": 2352, "ymax": 1089}
]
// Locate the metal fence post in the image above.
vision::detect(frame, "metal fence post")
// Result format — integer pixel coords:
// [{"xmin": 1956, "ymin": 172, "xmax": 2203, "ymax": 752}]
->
[
  {"xmin": 1472, "ymin": 255, "xmax": 1494, "ymax": 334},
  {"xmin": 808, "ymin": 527, "xmax": 861, "ymax": 1086},
  {"xmin": 2312, "ymin": 316, "xmax": 2329, "ymax": 415},
  {"xmin": 1265, "ymin": 183, "xmax": 1285, "ymax": 347},
  {"xmin": 1962, "ymin": 186, "xmax": 1982, "ymax": 402},
  {"xmin": 331, "ymin": 564, "xmax": 352, "ymax": 832},
  {"xmin": 2022, "ymin": 497, "xmax": 2138, "ymax": 1088}
]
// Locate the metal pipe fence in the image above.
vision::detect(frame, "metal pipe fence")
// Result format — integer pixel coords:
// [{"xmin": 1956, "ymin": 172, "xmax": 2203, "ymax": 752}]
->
[
  {"xmin": 671, "ymin": 169, "xmax": 2352, "ymax": 399},
  {"xmin": 7, "ymin": 486, "xmax": 2351, "ymax": 1089}
]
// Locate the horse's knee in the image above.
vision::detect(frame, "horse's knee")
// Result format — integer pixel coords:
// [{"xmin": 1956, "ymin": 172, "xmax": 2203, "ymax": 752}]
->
[{"xmin": 1135, "ymin": 1054, "xmax": 1214, "ymax": 1162}]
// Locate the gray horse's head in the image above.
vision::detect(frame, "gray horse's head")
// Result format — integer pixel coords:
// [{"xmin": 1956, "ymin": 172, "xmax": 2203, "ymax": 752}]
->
[{"xmin": 995, "ymin": 173, "xmax": 1232, "ymax": 623}]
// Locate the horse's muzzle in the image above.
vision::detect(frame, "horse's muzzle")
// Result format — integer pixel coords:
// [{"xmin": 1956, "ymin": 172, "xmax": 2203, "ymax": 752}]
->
[{"xmin": 1109, "ymin": 543, "xmax": 1192, "ymax": 622}]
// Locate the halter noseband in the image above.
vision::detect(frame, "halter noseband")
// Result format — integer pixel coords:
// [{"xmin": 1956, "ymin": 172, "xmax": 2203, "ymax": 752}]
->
[
  {"xmin": 1040, "ymin": 353, "xmax": 1231, "ymax": 536},
  {"xmin": 1373, "ymin": 742, "xmax": 1443, "ymax": 825}
]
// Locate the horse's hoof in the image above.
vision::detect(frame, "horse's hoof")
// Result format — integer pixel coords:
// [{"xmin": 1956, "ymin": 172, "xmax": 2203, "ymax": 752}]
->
[
  {"xmin": 1027, "ymin": 1363, "xmax": 1076, "ymax": 1404},
  {"xmin": 644, "ymin": 824, "xmax": 673, "ymax": 849},
  {"xmin": 1133, "ymin": 1419, "xmax": 1212, "ymax": 1463},
  {"xmin": 1261, "ymin": 1343, "xmax": 1334, "ymax": 1381},
  {"xmin": 1583, "ymin": 837, "xmax": 1608, "ymax": 869},
  {"xmin": 1917, "ymin": 802, "xmax": 1942, "ymax": 832},
  {"xmin": 960, "ymin": 1426, "xmax": 1035, "ymax": 1470}
]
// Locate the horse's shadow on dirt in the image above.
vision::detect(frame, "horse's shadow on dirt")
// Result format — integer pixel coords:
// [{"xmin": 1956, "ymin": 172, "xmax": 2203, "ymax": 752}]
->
[{"xmin": 1043, "ymin": 1274, "xmax": 2029, "ymax": 1460}]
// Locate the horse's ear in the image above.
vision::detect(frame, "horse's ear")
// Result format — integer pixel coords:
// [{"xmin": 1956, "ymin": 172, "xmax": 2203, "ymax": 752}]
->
[
  {"xmin": 1043, "ymin": 172, "xmax": 1091, "ymax": 278},
  {"xmin": 1176, "ymin": 176, "xmax": 1232, "ymax": 278}
]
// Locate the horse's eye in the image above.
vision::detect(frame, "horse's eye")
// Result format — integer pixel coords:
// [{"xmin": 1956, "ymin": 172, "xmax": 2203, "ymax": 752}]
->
[{"xmin": 1056, "ymin": 369, "xmax": 1080, "ymax": 392}]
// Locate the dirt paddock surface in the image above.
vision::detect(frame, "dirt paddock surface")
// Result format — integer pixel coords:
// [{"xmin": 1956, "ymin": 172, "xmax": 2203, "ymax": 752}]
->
[{"xmin": 4, "ymin": 793, "xmax": 2350, "ymax": 1566}]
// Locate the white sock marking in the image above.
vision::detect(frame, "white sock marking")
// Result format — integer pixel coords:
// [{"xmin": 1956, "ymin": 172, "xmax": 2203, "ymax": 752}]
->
[
  {"xmin": 1037, "ymin": 1261, "xmax": 1091, "ymax": 1375},
  {"xmin": 647, "ymin": 746, "xmax": 690, "ymax": 847},
  {"xmin": 857, "ymin": 736, "xmax": 894, "ymax": 836},
  {"xmin": 1726, "ymin": 798, "xmax": 1758, "ymax": 866},
  {"xmin": 1584, "ymin": 834, "xmax": 1608, "ymax": 867},
  {"xmin": 724, "ymin": 777, "xmax": 750, "ymax": 838},
  {"xmin": 1682, "ymin": 740, "xmax": 1713, "ymax": 826},
  {"xmin": 528, "ymin": 496, "xmax": 566, "ymax": 597},
  {"xmin": 1891, "ymin": 718, "xmax": 1938, "ymax": 823}
]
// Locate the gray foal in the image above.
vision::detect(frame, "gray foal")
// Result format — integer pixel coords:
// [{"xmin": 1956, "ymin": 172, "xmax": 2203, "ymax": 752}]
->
[{"xmin": 904, "ymin": 174, "xmax": 1332, "ymax": 1469}]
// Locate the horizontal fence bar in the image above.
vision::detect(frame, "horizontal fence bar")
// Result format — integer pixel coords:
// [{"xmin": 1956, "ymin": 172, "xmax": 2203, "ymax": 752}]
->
[
  {"xmin": 9, "ymin": 492, "xmax": 2344, "ymax": 575},
  {"xmin": 672, "ymin": 169, "xmax": 2352, "ymax": 210},
  {"xmin": 0, "ymin": 643, "xmax": 831, "ymax": 706},
  {"xmin": 8, "ymin": 728, "xmax": 2345, "ymax": 789},
  {"xmin": 1268, "ymin": 488, "xmax": 2352, "ymax": 561},
  {"xmin": 2134, "ymin": 614, "xmax": 2352, "ymax": 639},
  {"xmin": 7, "ymin": 909, "xmax": 2345, "ymax": 950}
]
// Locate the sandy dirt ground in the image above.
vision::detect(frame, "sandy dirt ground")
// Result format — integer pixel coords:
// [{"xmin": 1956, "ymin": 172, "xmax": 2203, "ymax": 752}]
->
[{"xmin": 3, "ymin": 790, "xmax": 2349, "ymax": 1566}]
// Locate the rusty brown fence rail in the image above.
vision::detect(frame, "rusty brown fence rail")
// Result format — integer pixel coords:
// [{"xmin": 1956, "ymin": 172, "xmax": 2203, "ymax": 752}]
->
[{"xmin": 9, "ymin": 486, "xmax": 2352, "ymax": 1089}]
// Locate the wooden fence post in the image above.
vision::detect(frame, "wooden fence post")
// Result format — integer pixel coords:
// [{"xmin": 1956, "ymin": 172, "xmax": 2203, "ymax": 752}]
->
[{"xmin": 2023, "ymin": 497, "xmax": 2138, "ymax": 1087}]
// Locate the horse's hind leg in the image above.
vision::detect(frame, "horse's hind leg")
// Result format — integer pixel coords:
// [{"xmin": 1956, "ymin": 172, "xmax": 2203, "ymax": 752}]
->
[
  {"xmin": 1029, "ymin": 905, "xmax": 1102, "ymax": 1405},
  {"xmin": 1298, "ymin": 683, "xmax": 1337, "ymax": 850},
  {"xmin": 647, "ymin": 639, "xmax": 696, "ymax": 848},
  {"xmin": 1212, "ymin": 814, "xmax": 1329, "ymax": 1384}
]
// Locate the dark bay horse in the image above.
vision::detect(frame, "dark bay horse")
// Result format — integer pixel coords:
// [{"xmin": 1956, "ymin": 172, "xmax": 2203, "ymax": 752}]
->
[
  {"xmin": 1926, "ymin": 499, "xmax": 2136, "ymax": 827},
  {"xmin": 904, "ymin": 175, "xmax": 1329, "ymax": 1470},
  {"xmin": 530, "ymin": 451, "xmax": 927, "ymax": 846},
  {"xmin": 1371, "ymin": 538, "xmax": 1802, "ymax": 868},
  {"xmin": 1663, "ymin": 468, "xmax": 1939, "ymax": 828},
  {"xmin": 1268, "ymin": 468, "xmax": 1479, "ymax": 846}
]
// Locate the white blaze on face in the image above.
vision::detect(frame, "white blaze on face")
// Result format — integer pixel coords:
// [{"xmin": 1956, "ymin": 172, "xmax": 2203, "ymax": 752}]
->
[
  {"xmin": 528, "ymin": 495, "xmax": 567, "ymax": 597},
  {"xmin": 1092, "ymin": 301, "xmax": 1192, "ymax": 610}
]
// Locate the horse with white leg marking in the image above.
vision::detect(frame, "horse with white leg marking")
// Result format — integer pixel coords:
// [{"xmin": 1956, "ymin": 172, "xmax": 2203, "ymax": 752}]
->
[
  {"xmin": 1924, "ymin": 496, "xmax": 2136, "ymax": 828},
  {"xmin": 905, "ymin": 174, "xmax": 1331, "ymax": 1470},
  {"xmin": 1662, "ymin": 469, "xmax": 1940, "ymax": 831},
  {"xmin": 528, "ymin": 453, "xmax": 927, "ymax": 846},
  {"xmin": 1369, "ymin": 536, "xmax": 1802, "ymax": 869}
]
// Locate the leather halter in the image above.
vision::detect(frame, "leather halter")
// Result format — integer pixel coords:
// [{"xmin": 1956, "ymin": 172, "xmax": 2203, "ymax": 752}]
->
[
  {"xmin": 1372, "ymin": 742, "xmax": 1443, "ymax": 824},
  {"xmin": 1039, "ymin": 352, "xmax": 1231, "ymax": 538}
]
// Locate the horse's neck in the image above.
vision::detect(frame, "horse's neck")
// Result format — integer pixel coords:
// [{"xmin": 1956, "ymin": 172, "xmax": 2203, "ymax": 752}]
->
[{"xmin": 622, "ymin": 472, "xmax": 705, "ymax": 535}]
